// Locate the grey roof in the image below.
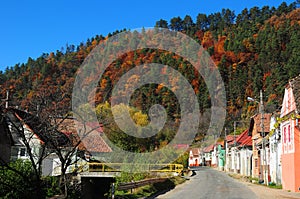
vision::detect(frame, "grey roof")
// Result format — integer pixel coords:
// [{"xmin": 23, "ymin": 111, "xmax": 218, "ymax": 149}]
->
[
  {"xmin": 289, "ymin": 74, "xmax": 300, "ymax": 114},
  {"xmin": 5, "ymin": 108, "xmax": 70, "ymax": 148}
]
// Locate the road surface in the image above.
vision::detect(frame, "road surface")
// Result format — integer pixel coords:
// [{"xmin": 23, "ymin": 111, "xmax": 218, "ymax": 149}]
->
[{"xmin": 156, "ymin": 167, "xmax": 258, "ymax": 199}]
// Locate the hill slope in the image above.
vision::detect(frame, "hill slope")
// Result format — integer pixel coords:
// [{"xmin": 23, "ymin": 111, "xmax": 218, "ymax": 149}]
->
[{"xmin": 0, "ymin": 2, "xmax": 299, "ymax": 136}]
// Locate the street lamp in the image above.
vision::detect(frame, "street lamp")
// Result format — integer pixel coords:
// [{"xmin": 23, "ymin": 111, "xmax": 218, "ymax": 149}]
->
[{"xmin": 248, "ymin": 90, "xmax": 268, "ymax": 186}]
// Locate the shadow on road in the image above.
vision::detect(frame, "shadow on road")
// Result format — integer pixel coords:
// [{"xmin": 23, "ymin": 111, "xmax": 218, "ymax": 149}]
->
[
  {"xmin": 145, "ymin": 179, "xmax": 177, "ymax": 199},
  {"xmin": 145, "ymin": 169, "xmax": 199, "ymax": 199}
]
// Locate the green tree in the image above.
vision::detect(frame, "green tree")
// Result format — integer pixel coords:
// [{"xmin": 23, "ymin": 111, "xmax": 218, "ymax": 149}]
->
[
  {"xmin": 0, "ymin": 160, "xmax": 45, "ymax": 199},
  {"xmin": 183, "ymin": 15, "xmax": 194, "ymax": 31},
  {"xmin": 155, "ymin": 19, "xmax": 168, "ymax": 29},
  {"xmin": 196, "ymin": 13, "xmax": 209, "ymax": 30},
  {"xmin": 169, "ymin": 16, "xmax": 183, "ymax": 31}
]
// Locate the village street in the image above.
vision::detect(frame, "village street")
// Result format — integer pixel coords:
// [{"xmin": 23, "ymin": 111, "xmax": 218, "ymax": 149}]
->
[
  {"xmin": 155, "ymin": 167, "xmax": 300, "ymax": 199},
  {"xmin": 156, "ymin": 167, "xmax": 256, "ymax": 199}
]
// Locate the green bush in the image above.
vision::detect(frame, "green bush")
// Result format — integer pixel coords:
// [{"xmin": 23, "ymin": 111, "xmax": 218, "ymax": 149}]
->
[
  {"xmin": 43, "ymin": 176, "xmax": 61, "ymax": 197},
  {"xmin": 0, "ymin": 160, "xmax": 45, "ymax": 199}
]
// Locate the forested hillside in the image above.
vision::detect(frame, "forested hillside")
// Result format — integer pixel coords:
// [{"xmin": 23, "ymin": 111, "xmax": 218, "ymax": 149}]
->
[{"xmin": 0, "ymin": 1, "xmax": 299, "ymax": 138}]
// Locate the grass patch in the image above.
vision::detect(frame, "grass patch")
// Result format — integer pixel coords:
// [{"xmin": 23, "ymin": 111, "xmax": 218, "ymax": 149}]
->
[
  {"xmin": 268, "ymin": 182, "xmax": 282, "ymax": 189},
  {"xmin": 114, "ymin": 176, "xmax": 186, "ymax": 199}
]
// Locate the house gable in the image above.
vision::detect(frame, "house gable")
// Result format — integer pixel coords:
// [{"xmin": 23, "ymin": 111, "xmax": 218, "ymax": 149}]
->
[{"xmin": 281, "ymin": 86, "xmax": 296, "ymax": 117}]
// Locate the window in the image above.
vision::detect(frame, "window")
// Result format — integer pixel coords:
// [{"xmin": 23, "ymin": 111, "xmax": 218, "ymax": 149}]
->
[
  {"xmin": 20, "ymin": 148, "xmax": 26, "ymax": 157},
  {"xmin": 284, "ymin": 127, "xmax": 286, "ymax": 143},
  {"xmin": 288, "ymin": 125, "xmax": 291, "ymax": 142}
]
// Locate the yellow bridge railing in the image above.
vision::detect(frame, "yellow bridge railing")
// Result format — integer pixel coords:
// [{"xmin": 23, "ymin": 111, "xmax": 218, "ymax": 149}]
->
[{"xmin": 73, "ymin": 163, "xmax": 183, "ymax": 174}]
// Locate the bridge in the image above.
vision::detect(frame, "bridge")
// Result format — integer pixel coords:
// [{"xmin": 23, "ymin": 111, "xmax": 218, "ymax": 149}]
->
[
  {"xmin": 71, "ymin": 162, "xmax": 184, "ymax": 177},
  {"xmin": 68, "ymin": 162, "xmax": 184, "ymax": 198}
]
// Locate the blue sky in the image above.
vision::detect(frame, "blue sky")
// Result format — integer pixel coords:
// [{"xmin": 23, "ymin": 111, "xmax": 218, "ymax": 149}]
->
[{"xmin": 0, "ymin": 0, "xmax": 295, "ymax": 71}]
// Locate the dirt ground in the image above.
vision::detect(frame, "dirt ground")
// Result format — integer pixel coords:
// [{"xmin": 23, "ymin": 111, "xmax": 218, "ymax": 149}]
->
[{"xmin": 230, "ymin": 173, "xmax": 300, "ymax": 199}]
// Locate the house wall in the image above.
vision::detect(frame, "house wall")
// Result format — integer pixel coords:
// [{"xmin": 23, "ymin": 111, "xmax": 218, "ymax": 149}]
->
[
  {"xmin": 231, "ymin": 147, "xmax": 239, "ymax": 173},
  {"xmin": 189, "ymin": 157, "xmax": 200, "ymax": 167},
  {"xmin": 281, "ymin": 119, "xmax": 300, "ymax": 192},
  {"xmin": 204, "ymin": 152, "xmax": 212, "ymax": 166},
  {"xmin": 269, "ymin": 131, "xmax": 282, "ymax": 184},
  {"xmin": 211, "ymin": 149, "xmax": 217, "ymax": 167},
  {"xmin": 252, "ymin": 145, "xmax": 261, "ymax": 179},
  {"xmin": 295, "ymin": 125, "xmax": 300, "ymax": 191},
  {"xmin": 260, "ymin": 146, "xmax": 270, "ymax": 183},
  {"xmin": 239, "ymin": 148, "xmax": 252, "ymax": 176},
  {"xmin": 282, "ymin": 151, "xmax": 296, "ymax": 191},
  {"xmin": 252, "ymin": 122, "xmax": 261, "ymax": 179},
  {"xmin": 230, "ymin": 148, "xmax": 234, "ymax": 172},
  {"xmin": 8, "ymin": 122, "xmax": 42, "ymax": 164},
  {"xmin": 225, "ymin": 146, "xmax": 231, "ymax": 172},
  {"xmin": 188, "ymin": 150, "xmax": 200, "ymax": 167}
]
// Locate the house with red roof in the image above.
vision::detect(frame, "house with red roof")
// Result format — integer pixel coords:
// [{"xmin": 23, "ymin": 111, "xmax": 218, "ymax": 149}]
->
[
  {"xmin": 248, "ymin": 113, "xmax": 272, "ymax": 182},
  {"xmin": 224, "ymin": 130, "xmax": 252, "ymax": 175},
  {"xmin": 43, "ymin": 119, "xmax": 113, "ymax": 176},
  {"xmin": 202, "ymin": 144, "xmax": 215, "ymax": 167},
  {"xmin": 235, "ymin": 129, "xmax": 252, "ymax": 176},
  {"xmin": 202, "ymin": 141, "xmax": 224, "ymax": 168},
  {"xmin": 189, "ymin": 148, "xmax": 201, "ymax": 167},
  {"xmin": 224, "ymin": 134, "xmax": 237, "ymax": 172},
  {"xmin": 280, "ymin": 75, "xmax": 300, "ymax": 192},
  {"xmin": 6, "ymin": 111, "xmax": 112, "ymax": 176}
]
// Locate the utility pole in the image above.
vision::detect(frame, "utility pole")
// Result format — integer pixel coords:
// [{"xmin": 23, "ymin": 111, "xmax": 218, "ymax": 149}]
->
[
  {"xmin": 224, "ymin": 127, "xmax": 227, "ymax": 172},
  {"xmin": 248, "ymin": 90, "xmax": 268, "ymax": 185},
  {"xmin": 233, "ymin": 121, "xmax": 237, "ymax": 173},
  {"xmin": 260, "ymin": 90, "xmax": 268, "ymax": 185}
]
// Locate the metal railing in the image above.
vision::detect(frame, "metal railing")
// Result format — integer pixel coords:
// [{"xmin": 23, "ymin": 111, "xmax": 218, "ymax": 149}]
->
[
  {"xmin": 72, "ymin": 162, "xmax": 183, "ymax": 173},
  {"xmin": 117, "ymin": 178, "xmax": 168, "ymax": 191}
]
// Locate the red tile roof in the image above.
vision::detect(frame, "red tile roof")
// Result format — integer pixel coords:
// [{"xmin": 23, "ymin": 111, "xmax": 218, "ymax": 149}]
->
[
  {"xmin": 235, "ymin": 129, "xmax": 252, "ymax": 147},
  {"xmin": 174, "ymin": 144, "xmax": 189, "ymax": 150},
  {"xmin": 225, "ymin": 135, "xmax": 238, "ymax": 146},
  {"xmin": 249, "ymin": 113, "xmax": 272, "ymax": 136},
  {"xmin": 59, "ymin": 119, "xmax": 112, "ymax": 153},
  {"xmin": 190, "ymin": 148, "xmax": 200, "ymax": 156},
  {"xmin": 203, "ymin": 144, "xmax": 215, "ymax": 153}
]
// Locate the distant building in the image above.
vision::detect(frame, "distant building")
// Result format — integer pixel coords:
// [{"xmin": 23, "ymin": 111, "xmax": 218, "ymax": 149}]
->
[
  {"xmin": 203, "ymin": 144, "xmax": 214, "ymax": 167},
  {"xmin": 224, "ymin": 135, "xmax": 237, "ymax": 172},
  {"xmin": 189, "ymin": 148, "xmax": 201, "ymax": 167}
]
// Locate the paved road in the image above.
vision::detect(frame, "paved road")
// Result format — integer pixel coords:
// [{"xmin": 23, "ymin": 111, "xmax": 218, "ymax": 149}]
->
[{"xmin": 156, "ymin": 167, "xmax": 258, "ymax": 199}]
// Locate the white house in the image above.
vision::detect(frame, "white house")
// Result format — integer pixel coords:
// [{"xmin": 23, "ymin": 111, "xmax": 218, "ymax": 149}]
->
[
  {"xmin": 203, "ymin": 144, "xmax": 214, "ymax": 166},
  {"xmin": 225, "ymin": 131, "xmax": 252, "ymax": 176},
  {"xmin": 224, "ymin": 135, "xmax": 236, "ymax": 172},
  {"xmin": 235, "ymin": 129, "xmax": 252, "ymax": 176},
  {"xmin": 269, "ymin": 114, "xmax": 282, "ymax": 185},
  {"xmin": 6, "ymin": 109, "xmax": 43, "ymax": 164},
  {"xmin": 189, "ymin": 148, "xmax": 201, "ymax": 167}
]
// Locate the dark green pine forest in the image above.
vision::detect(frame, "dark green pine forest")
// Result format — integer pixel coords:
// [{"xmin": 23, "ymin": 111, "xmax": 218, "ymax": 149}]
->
[{"xmin": 0, "ymin": 1, "xmax": 300, "ymax": 144}]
